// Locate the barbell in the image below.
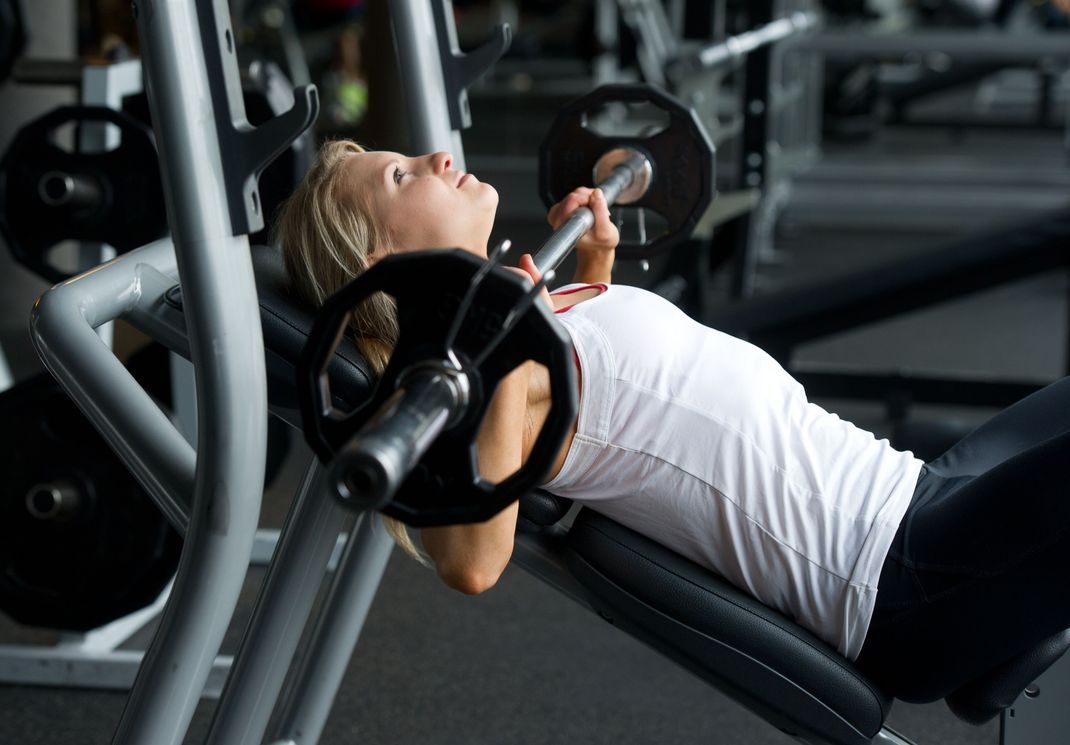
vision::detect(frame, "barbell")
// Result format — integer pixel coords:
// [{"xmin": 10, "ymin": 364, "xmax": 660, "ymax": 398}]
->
[{"xmin": 298, "ymin": 84, "xmax": 715, "ymax": 526}]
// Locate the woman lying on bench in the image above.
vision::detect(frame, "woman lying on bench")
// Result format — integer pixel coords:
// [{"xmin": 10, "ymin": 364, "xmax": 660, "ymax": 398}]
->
[{"xmin": 275, "ymin": 139, "xmax": 1070, "ymax": 704}]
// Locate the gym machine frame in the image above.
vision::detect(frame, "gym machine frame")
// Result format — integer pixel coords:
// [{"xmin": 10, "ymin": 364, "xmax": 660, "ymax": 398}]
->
[
  {"xmin": 26, "ymin": 0, "xmax": 318, "ymax": 741},
  {"xmin": 22, "ymin": 3, "xmax": 1070, "ymax": 745},
  {"xmin": 708, "ymin": 184, "xmax": 1070, "ymax": 424},
  {"xmin": 24, "ymin": 1, "xmax": 507, "ymax": 744},
  {"xmin": 614, "ymin": 0, "xmax": 825, "ymax": 304}
]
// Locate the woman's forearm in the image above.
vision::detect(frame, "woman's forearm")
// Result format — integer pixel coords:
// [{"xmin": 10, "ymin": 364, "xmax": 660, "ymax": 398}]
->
[{"xmin": 420, "ymin": 363, "xmax": 530, "ymax": 594}]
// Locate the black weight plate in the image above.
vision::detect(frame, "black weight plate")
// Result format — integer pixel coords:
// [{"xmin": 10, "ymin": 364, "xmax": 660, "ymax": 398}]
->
[
  {"xmin": 300, "ymin": 249, "xmax": 578, "ymax": 527},
  {"xmin": 0, "ymin": 105, "xmax": 167, "ymax": 283},
  {"xmin": 539, "ymin": 83, "xmax": 716, "ymax": 259},
  {"xmin": 0, "ymin": 373, "xmax": 181, "ymax": 630}
]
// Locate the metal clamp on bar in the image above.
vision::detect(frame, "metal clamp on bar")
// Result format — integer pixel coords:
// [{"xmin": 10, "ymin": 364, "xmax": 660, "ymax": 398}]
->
[
  {"xmin": 430, "ymin": 0, "xmax": 512, "ymax": 130},
  {"xmin": 330, "ymin": 363, "xmax": 469, "ymax": 511},
  {"xmin": 195, "ymin": 0, "xmax": 319, "ymax": 236},
  {"xmin": 665, "ymin": 11, "xmax": 820, "ymax": 84}
]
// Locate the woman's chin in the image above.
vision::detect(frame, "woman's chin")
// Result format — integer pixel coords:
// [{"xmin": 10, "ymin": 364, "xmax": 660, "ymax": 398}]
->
[{"xmin": 481, "ymin": 182, "xmax": 499, "ymax": 204}]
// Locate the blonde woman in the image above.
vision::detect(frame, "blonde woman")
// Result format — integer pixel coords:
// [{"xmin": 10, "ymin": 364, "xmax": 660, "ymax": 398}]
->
[{"xmin": 276, "ymin": 139, "xmax": 1070, "ymax": 704}]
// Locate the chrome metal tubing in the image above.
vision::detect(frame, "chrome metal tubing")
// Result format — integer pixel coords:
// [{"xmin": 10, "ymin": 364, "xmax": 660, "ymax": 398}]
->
[
  {"xmin": 669, "ymin": 11, "xmax": 820, "ymax": 81},
  {"xmin": 389, "ymin": 0, "xmax": 467, "ymax": 166},
  {"xmin": 31, "ymin": 238, "xmax": 194, "ymax": 535},
  {"xmin": 330, "ymin": 366, "xmax": 468, "ymax": 511},
  {"xmin": 269, "ymin": 512, "xmax": 394, "ymax": 745}
]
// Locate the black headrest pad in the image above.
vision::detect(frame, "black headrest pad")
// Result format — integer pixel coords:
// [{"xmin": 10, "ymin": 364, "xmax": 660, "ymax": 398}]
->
[{"xmin": 248, "ymin": 244, "xmax": 376, "ymax": 414}]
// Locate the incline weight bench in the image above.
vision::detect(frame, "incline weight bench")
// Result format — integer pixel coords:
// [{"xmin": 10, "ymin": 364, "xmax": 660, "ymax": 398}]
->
[
  {"xmin": 24, "ymin": 0, "xmax": 1070, "ymax": 743},
  {"xmin": 44, "ymin": 235, "xmax": 1066, "ymax": 745}
]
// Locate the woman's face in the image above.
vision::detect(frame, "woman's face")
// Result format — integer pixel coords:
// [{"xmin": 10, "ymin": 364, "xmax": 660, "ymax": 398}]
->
[{"xmin": 338, "ymin": 150, "xmax": 498, "ymax": 260}]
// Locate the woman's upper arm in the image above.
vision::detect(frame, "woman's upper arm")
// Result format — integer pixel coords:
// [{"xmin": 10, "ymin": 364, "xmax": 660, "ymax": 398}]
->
[{"xmin": 419, "ymin": 363, "xmax": 529, "ymax": 593}]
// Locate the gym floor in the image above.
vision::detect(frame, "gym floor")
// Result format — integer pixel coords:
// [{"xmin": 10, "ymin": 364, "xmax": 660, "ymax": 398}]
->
[{"xmin": 2, "ymin": 3, "xmax": 1068, "ymax": 741}]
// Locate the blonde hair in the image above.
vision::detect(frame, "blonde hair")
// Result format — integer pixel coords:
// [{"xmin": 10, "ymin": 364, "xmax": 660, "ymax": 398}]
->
[{"xmin": 275, "ymin": 139, "xmax": 426, "ymax": 564}]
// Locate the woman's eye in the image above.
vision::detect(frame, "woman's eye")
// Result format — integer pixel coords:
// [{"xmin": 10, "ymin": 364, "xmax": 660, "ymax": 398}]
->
[{"xmin": 393, "ymin": 166, "xmax": 405, "ymax": 185}]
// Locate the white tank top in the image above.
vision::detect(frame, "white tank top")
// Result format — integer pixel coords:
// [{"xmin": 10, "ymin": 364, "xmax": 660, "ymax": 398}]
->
[{"xmin": 543, "ymin": 283, "xmax": 923, "ymax": 659}]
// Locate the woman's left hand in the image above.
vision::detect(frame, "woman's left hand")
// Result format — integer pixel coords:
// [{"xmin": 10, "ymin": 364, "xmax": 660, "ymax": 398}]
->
[
  {"xmin": 547, "ymin": 187, "xmax": 619, "ymax": 258},
  {"xmin": 547, "ymin": 188, "xmax": 618, "ymax": 284}
]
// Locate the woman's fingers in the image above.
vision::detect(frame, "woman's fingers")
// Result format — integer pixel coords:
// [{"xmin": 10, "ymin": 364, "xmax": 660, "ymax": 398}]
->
[
  {"xmin": 518, "ymin": 252, "xmax": 541, "ymax": 283},
  {"xmin": 518, "ymin": 254, "xmax": 553, "ymax": 309},
  {"xmin": 589, "ymin": 188, "xmax": 615, "ymax": 241},
  {"xmin": 547, "ymin": 187, "xmax": 595, "ymax": 228},
  {"xmin": 546, "ymin": 187, "xmax": 618, "ymax": 254}
]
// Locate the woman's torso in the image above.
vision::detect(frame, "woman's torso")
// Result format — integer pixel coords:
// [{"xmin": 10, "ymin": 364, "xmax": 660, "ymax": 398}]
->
[
  {"xmin": 519, "ymin": 285, "xmax": 601, "ymax": 478},
  {"xmin": 523, "ymin": 283, "xmax": 923, "ymax": 659}
]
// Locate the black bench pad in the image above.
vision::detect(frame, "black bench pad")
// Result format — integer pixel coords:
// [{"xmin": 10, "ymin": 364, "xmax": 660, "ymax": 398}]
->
[{"xmin": 565, "ymin": 509, "xmax": 892, "ymax": 745}]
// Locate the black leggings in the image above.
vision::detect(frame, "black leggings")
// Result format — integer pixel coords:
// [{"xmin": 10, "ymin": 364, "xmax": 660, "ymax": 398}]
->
[{"xmin": 855, "ymin": 376, "xmax": 1070, "ymax": 703}]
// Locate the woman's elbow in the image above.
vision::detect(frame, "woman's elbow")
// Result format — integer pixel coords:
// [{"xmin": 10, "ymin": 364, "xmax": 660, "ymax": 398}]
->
[{"xmin": 437, "ymin": 561, "xmax": 507, "ymax": 595}]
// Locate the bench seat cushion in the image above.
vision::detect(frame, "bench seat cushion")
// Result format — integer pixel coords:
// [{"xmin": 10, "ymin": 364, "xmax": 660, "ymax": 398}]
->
[{"xmin": 565, "ymin": 508, "xmax": 893, "ymax": 745}]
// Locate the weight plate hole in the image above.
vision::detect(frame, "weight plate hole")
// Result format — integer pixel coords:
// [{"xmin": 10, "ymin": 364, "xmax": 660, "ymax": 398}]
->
[
  {"xmin": 343, "ymin": 469, "xmax": 377, "ymax": 501},
  {"xmin": 225, "ymin": 29, "xmax": 233, "ymax": 54},
  {"xmin": 582, "ymin": 100, "xmax": 670, "ymax": 139},
  {"xmin": 1024, "ymin": 685, "xmax": 1040, "ymax": 699},
  {"xmin": 40, "ymin": 172, "xmax": 73, "ymax": 203},
  {"xmin": 614, "ymin": 205, "xmax": 668, "ymax": 247},
  {"xmin": 251, "ymin": 191, "xmax": 259, "ymax": 214},
  {"xmin": 29, "ymin": 488, "xmax": 57, "ymax": 516},
  {"xmin": 47, "ymin": 121, "xmax": 80, "ymax": 154}
]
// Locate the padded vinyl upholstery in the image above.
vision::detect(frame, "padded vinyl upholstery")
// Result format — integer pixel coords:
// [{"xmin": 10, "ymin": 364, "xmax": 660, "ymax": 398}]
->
[
  {"xmin": 252, "ymin": 245, "xmax": 375, "ymax": 417},
  {"xmin": 517, "ymin": 489, "xmax": 573, "ymax": 532},
  {"xmin": 564, "ymin": 509, "xmax": 891, "ymax": 745}
]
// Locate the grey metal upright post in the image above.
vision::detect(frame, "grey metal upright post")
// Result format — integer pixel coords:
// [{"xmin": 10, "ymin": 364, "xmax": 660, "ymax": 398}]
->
[
  {"xmin": 391, "ymin": 0, "xmax": 468, "ymax": 163},
  {"xmin": 102, "ymin": 0, "xmax": 312, "ymax": 742},
  {"xmin": 203, "ymin": 459, "xmax": 350, "ymax": 745},
  {"xmin": 268, "ymin": 513, "xmax": 395, "ymax": 745},
  {"xmin": 390, "ymin": 0, "xmax": 510, "ymax": 162}
]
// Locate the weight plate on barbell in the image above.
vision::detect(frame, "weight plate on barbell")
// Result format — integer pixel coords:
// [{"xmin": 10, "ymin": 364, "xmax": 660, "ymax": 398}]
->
[
  {"xmin": 538, "ymin": 83, "xmax": 716, "ymax": 259},
  {"xmin": 299, "ymin": 249, "xmax": 578, "ymax": 527}
]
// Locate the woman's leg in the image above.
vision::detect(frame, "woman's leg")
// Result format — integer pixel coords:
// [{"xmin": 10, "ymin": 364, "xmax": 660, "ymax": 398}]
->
[
  {"xmin": 926, "ymin": 375, "xmax": 1070, "ymax": 477},
  {"xmin": 857, "ymin": 377, "xmax": 1070, "ymax": 702}
]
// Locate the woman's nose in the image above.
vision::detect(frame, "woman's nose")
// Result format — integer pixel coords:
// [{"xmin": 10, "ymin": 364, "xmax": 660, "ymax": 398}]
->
[{"xmin": 430, "ymin": 151, "xmax": 452, "ymax": 173}]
